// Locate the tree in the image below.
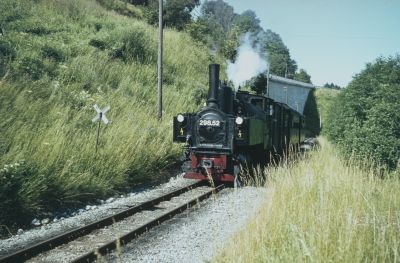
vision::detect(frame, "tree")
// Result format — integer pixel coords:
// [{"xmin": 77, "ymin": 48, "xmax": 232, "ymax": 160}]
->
[
  {"xmin": 201, "ymin": 0, "xmax": 235, "ymax": 35},
  {"xmin": 323, "ymin": 82, "xmax": 341, "ymax": 89},
  {"xmin": 293, "ymin": 69, "xmax": 311, "ymax": 83},
  {"xmin": 325, "ymin": 55, "xmax": 400, "ymax": 170},
  {"xmin": 187, "ymin": 1, "xmax": 304, "ymax": 80},
  {"xmin": 140, "ymin": 0, "xmax": 199, "ymax": 30},
  {"xmin": 189, "ymin": 0, "xmax": 237, "ymax": 56},
  {"xmin": 164, "ymin": 0, "xmax": 199, "ymax": 30},
  {"xmin": 262, "ymin": 30, "xmax": 297, "ymax": 77},
  {"xmin": 231, "ymin": 10, "xmax": 262, "ymax": 34}
]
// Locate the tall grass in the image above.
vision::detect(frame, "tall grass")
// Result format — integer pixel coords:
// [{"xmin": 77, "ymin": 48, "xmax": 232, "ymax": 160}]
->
[
  {"xmin": 0, "ymin": 0, "xmax": 221, "ymax": 229},
  {"xmin": 215, "ymin": 137, "xmax": 400, "ymax": 262}
]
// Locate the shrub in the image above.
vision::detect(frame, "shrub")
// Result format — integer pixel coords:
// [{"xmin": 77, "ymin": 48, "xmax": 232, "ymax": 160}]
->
[
  {"xmin": 15, "ymin": 55, "xmax": 58, "ymax": 80},
  {"xmin": 89, "ymin": 38, "xmax": 107, "ymax": 50},
  {"xmin": 0, "ymin": 161, "xmax": 36, "ymax": 227},
  {"xmin": 109, "ymin": 28, "xmax": 156, "ymax": 64},
  {"xmin": 0, "ymin": 0, "xmax": 30, "ymax": 25},
  {"xmin": 0, "ymin": 39, "xmax": 16, "ymax": 77},
  {"xmin": 96, "ymin": 0, "xmax": 143, "ymax": 18},
  {"xmin": 41, "ymin": 44, "xmax": 66, "ymax": 62},
  {"xmin": 0, "ymin": 39, "xmax": 16, "ymax": 59},
  {"xmin": 24, "ymin": 26, "xmax": 54, "ymax": 35},
  {"xmin": 325, "ymin": 55, "xmax": 400, "ymax": 170}
]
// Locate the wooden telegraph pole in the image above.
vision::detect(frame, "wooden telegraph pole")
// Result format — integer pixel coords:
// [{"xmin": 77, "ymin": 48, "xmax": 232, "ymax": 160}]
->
[{"xmin": 157, "ymin": 0, "xmax": 163, "ymax": 120}]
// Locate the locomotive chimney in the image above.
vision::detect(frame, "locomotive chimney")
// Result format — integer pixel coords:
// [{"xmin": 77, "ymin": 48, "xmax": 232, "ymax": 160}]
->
[{"xmin": 207, "ymin": 64, "xmax": 220, "ymax": 108}]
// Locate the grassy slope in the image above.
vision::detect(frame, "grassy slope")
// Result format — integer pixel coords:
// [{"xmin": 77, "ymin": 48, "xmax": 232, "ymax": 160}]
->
[
  {"xmin": 214, "ymin": 88, "xmax": 400, "ymax": 262},
  {"xmin": 0, "ymin": 0, "xmax": 219, "ymax": 226}
]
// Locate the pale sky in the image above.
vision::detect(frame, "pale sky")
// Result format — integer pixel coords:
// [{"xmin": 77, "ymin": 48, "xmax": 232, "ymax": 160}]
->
[{"xmin": 226, "ymin": 0, "xmax": 400, "ymax": 87}]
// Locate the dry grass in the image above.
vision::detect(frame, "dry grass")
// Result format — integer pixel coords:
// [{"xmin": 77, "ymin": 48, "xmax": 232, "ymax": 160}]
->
[{"xmin": 215, "ymin": 137, "xmax": 400, "ymax": 262}]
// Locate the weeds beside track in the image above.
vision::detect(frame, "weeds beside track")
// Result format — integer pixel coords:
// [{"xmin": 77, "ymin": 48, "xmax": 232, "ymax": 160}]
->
[{"xmin": 215, "ymin": 137, "xmax": 400, "ymax": 262}]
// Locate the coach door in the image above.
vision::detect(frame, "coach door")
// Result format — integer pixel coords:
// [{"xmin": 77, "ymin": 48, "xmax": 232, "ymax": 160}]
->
[
  {"xmin": 272, "ymin": 104, "xmax": 280, "ymax": 151},
  {"xmin": 282, "ymin": 109, "xmax": 291, "ymax": 149}
]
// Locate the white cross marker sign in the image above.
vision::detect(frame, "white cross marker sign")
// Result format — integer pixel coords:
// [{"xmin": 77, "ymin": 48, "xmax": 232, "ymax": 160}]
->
[{"xmin": 92, "ymin": 104, "xmax": 110, "ymax": 125}]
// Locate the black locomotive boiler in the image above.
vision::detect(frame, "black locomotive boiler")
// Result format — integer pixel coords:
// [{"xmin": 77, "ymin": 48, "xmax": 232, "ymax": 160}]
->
[{"xmin": 173, "ymin": 64, "xmax": 310, "ymax": 182}]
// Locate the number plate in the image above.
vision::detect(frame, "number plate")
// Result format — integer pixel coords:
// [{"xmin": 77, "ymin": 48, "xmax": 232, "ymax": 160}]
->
[{"xmin": 199, "ymin": 119, "xmax": 221, "ymax": 127}]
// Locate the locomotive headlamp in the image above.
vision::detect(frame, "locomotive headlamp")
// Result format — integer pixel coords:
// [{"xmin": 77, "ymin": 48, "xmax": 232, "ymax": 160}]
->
[
  {"xmin": 177, "ymin": 114, "xmax": 185, "ymax": 123},
  {"xmin": 235, "ymin": 117, "xmax": 244, "ymax": 125}
]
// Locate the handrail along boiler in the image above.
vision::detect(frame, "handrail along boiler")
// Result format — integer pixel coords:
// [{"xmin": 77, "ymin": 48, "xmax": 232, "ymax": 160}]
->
[{"xmin": 173, "ymin": 64, "xmax": 313, "ymax": 182}]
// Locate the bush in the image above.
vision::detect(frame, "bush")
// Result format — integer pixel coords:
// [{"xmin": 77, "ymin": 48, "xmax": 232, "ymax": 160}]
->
[
  {"xmin": 89, "ymin": 38, "xmax": 107, "ymax": 50},
  {"xmin": 109, "ymin": 28, "xmax": 156, "ymax": 64},
  {"xmin": 41, "ymin": 44, "xmax": 66, "ymax": 62},
  {"xmin": 0, "ymin": 39, "xmax": 16, "ymax": 59},
  {"xmin": 325, "ymin": 55, "xmax": 400, "ymax": 170},
  {"xmin": 0, "ymin": 39, "xmax": 16, "ymax": 77},
  {"xmin": 0, "ymin": 161, "xmax": 36, "ymax": 227},
  {"xmin": 15, "ymin": 55, "xmax": 58, "ymax": 80}
]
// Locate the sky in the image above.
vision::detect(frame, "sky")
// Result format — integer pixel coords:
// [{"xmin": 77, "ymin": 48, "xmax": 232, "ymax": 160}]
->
[{"xmin": 225, "ymin": 0, "xmax": 400, "ymax": 87}]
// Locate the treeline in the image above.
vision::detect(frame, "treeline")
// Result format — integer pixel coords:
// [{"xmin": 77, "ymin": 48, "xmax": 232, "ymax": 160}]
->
[
  {"xmin": 100, "ymin": 0, "xmax": 312, "ymax": 82},
  {"xmin": 323, "ymin": 82, "xmax": 341, "ymax": 90},
  {"xmin": 324, "ymin": 55, "xmax": 400, "ymax": 173}
]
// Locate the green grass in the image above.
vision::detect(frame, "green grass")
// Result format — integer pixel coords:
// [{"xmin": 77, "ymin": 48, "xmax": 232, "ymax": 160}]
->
[
  {"xmin": 0, "ymin": 0, "xmax": 222, "ymax": 230},
  {"xmin": 214, "ymin": 137, "xmax": 400, "ymax": 262}
]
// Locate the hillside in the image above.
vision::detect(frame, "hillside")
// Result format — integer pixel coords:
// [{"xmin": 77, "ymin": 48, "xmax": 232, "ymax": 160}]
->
[{"xmin": 0, "ymin": 0, "xmax": 220, "ymax": 228}]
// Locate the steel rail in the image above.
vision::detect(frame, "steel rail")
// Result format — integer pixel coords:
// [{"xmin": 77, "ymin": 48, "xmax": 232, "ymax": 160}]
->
[
  {"xmin": 0, "ymin": 180, "xmax": 204, "ymax": 263},
  {"xmin": 72, "ymin": 184, "xmax": 224, "ymax": 263}
]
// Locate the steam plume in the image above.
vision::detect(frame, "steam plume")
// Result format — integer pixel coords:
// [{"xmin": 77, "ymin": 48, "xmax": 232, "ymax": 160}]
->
[{"xmin": 227, "ymin": 33, "xmax": 268, "ymax": 90}]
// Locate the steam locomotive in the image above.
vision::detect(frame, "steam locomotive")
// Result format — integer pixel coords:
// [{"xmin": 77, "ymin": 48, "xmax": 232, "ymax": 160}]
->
[{"xmin": 173, "ymin": 64, "xmax": 312, "ymax": 182}]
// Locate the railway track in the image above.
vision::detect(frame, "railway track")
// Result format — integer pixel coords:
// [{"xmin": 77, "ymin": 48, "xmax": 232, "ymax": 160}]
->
[{"xmin": 0, "ymin": 180, "xmax": 224, "ymax": 263}]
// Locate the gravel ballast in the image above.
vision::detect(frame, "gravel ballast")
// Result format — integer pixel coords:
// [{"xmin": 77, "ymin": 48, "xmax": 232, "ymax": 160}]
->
[
  {"xmin": 0, "ymin": 174, "xmax": 195, "ymax": 256},
  {"xmin": 0, "ymin": 176, "xmax": 266, "ymax": 263},
  {"xmin": 108, "ymin": 187, "xmax": 266, "ymax": 263},
  {"xmin": 26, "ymin": 186, "xmax": 214, "ymax": 262}
]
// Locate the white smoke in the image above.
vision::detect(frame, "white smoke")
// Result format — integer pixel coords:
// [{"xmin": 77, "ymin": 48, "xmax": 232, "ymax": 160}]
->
[{"xmin": 227, "ymin": 33, "xmax": 268, "ymax": 90}]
